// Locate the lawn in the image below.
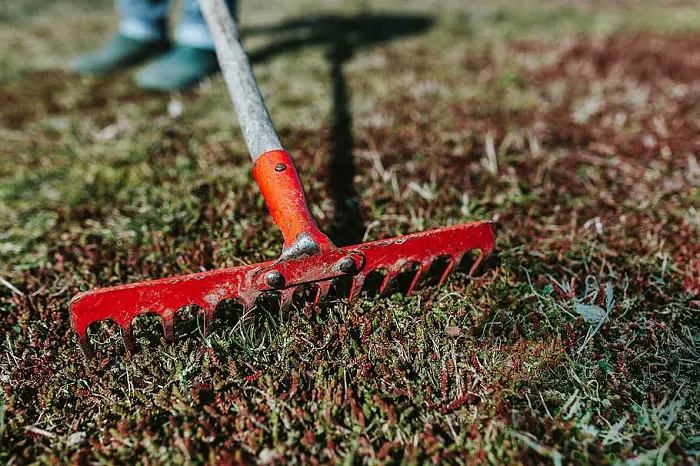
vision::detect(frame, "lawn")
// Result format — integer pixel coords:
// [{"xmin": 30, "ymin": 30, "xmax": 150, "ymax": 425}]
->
[{"xmin": 1, "ymin": 0, "xmax": 699, "ymax": 464}]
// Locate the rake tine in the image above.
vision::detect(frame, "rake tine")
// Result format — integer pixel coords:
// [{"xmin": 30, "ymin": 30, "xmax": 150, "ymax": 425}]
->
[
  {"xmin": 202, "ymin": 309, "xmax": 214, "ymax": 337},
  {"xmin": 279, "ymin": 288, "xmax": 295, "ymax": 312},
  {"xmin": 122, "ymin": 326, "xmax": 134, "ymax": 354},
  {"xmin": 468, "ymin": 249, "xmax": 485, "ymax": 278},
  {"xmin": 406, "ymin": 263, "xmax": 424, "ymax": 295},
  {"xmin": 437, "ymin": 256, "xmax": 456, "ymax": 288},
  {"xmin": 162, "ymin": 316, "xmax": 175, "ymax": 342},
  {"xmin": 349, "ymin": 274, "xmax": 365, "ymax": 301},
  {"xmin": 313, "ymin": 281, "xmax": 332, "ymax": 304},
  {"xmin": 377, "ymin": 272, "xmax": 393, "ymax": 296}
]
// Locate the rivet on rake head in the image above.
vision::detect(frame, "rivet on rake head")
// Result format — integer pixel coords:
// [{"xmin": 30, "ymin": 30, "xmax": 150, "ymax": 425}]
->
[
  {"xmin": 265, "ymin": 270, "xmax": 285, "ymax": 288},
  {"xmin": 274, "ymin": 163, "xmax": 286, "ymax": 172},
  {"xmin": 337, "ymin": 256, "xmax": 356, "ymax": 274}
]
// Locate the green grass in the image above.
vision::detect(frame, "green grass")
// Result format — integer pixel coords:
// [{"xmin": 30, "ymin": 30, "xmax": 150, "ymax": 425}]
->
[{"xmin": 1, "ymin": 0, "xmax": 700, "ymax": 463}]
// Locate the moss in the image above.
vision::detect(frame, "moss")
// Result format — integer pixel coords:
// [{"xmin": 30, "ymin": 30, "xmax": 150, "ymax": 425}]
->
[{"xmin": 1, "ymin": 0, "xmax": 699, "ymax": 464}]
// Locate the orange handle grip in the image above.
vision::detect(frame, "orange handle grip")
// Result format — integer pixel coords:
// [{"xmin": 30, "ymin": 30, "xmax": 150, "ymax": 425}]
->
[{"xmin": 252, "ymin": 150, "xmax": 333, "ymax": 252}]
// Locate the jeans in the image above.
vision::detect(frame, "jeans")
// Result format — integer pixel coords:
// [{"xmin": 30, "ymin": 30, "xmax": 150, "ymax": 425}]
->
[{"xmin": 118, "ymin": 0, "xmax": 238, "ymax": 49}]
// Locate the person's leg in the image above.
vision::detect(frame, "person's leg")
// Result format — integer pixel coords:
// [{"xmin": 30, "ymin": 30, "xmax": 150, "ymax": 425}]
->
[
  {"xmin": 118, "ymin": 0, "xmax": 170, "ymax": 42},
  {"xmin": 174, "ymin": 0, "xmax": 238, "ymax": 49},
  {"xmin": 136, "ymin": 0, "xmax": 238, "ymax": 90},
  {"xmin": 70, "ymin": 0, "xmax": 171, "ymax": 75}
]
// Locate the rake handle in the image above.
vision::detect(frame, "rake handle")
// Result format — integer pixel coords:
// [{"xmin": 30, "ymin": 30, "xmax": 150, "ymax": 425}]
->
[
  {"xmin": 199, "ymin": 0, "xmax": 334, "ymax": 253},
  {"xmin": 198, "ymin": 0, "xmax": 282, "ymax": 160}
]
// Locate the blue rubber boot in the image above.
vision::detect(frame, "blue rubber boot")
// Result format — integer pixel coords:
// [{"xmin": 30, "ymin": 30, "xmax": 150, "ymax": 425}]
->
[
  {"xmin": 70, "ymin": 34, "xmax": 170, "ymax": 75},
  {"xmin": 135, "ymin": 46, "xmax": 219, "ymax": 91}
]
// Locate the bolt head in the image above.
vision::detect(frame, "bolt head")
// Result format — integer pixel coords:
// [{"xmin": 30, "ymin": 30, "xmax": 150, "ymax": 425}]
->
[
  {"xmin": 265, "ymin": 270, "xmax": 285, "ymax": 288},
  {"xmin": 337, "ymin": 256, "xmax": 356, "ymax": 274},
  {"xmin": 274, "ymin": 163, "xmax": 287, "ymax": 172}
]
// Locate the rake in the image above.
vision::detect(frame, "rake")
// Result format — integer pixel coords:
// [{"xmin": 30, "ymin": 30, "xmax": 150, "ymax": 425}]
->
[{"xmin": 70, "ymin": 0, "xmax": 496, "ymax": 356}]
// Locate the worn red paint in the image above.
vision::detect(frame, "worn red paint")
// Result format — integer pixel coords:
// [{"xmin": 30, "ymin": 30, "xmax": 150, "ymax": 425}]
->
[{"xmin": 70, "ymin": 149, "xmax": 496, "ymax": 356}]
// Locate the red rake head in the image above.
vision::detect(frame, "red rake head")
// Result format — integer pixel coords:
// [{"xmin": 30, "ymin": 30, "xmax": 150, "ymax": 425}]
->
[{"xmin": 71, "ymin": 220, "xmax": 495, "ymax": 356}]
